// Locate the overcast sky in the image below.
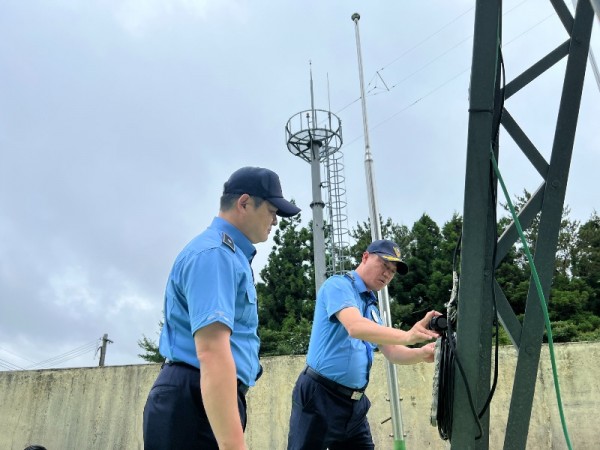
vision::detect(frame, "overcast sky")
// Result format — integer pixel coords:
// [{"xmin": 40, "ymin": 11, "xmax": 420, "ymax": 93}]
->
[{"xmin": 1, "ymin": 0, "xmax": 598, "ymax": 370}]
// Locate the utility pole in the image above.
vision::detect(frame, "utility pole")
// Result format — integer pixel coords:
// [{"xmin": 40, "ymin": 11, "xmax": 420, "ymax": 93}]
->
[{"xmin": 98, "ymin": 334, "xmax": 113, "ymax": 367}]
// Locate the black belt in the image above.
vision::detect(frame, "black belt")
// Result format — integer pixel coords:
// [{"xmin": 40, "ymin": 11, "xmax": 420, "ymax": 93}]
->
[
  {"xmin": 164, "ymin": 359, "xmax": 197, "ymax": 370},
  {"xmin": 163, "ymin": 359, "xmax": 249, "ymax": 395},
  {"xmin": 304, "ymin": 366, "xmax": 366, "ymax": 400}
]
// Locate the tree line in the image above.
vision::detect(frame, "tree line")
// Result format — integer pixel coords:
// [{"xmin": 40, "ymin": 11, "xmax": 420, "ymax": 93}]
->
[{"xmin": 139, "ymin": 193, "xmax": 600, "ymax": 362}]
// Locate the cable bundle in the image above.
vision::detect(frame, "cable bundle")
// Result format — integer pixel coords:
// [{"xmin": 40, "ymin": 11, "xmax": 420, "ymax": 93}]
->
[{"xmin": 433, "ymin": 332, "xmax": 456, "ymax": 440}]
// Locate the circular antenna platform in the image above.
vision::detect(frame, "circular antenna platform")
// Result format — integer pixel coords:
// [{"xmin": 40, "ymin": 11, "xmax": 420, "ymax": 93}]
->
[{"xmin": 285, "ymin": 109, "xmax": 343, "ymax": 163}]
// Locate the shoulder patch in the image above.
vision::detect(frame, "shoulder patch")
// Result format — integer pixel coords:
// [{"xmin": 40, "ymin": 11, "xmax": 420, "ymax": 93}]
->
[{"xmin": 222, "ymin": 233, "xmax": 235, "ymax": 252}]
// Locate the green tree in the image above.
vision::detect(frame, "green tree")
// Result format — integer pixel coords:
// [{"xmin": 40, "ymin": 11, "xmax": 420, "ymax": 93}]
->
[
  {"xmin": 549, "ymin": 274, "xmax": 589, "ymax": 320},
  {"xmin": 496, "ymin": 190, "xmax": 584, "ymax": 322},
  {"xmin": 427, "ymin": 213, "xmax": 463, "ymax": 312},
  {"xmin": 138, "ymin": 320, "xmax": 164, "ymax": 363},
  {"xmin": 396, "ymin": 214, "xmax": 442, "ymax": 326},
  {"xmin": 572, "ymin": 212, "xmax": 600, "ymax": 315},
  {"xmin": 256, "ymin": 212, "xmax": 315, "ymax": 355},
  {"xmin": 348, "ymin": 216, "xmax": 402, "ymax": 261},
  {"xmin": 495, "ymin": 213, "xmax": 529, "ymax": 317},
  {"xmin": 499, "ymin": 190, "xmax": 579, "ymax": 275}
]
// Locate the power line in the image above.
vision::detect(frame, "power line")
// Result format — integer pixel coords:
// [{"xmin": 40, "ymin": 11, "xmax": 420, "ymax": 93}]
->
[
  {"xmin": 370, "ymin": 0, "xmax": 546, "ymax": 97},
  {"xmin": 343, "ymin": 68, "xmax": 470, "ymax": 149},
  {"xmin": 367, "ymin": 35, "xmax": 472, "ymax": 97},
  {"xmin": 503, "ymin": 13, "xmax": 555, "ymax": 46},
  {"xmin": 372, "ymin": 6, "xmax": 475, "ymax": 78},
  {"xmin": 24, "ymin": 339, "xmax": 100, "ymax": 370},
  {"xmin": 336, "ymin": 0, "xmax": 539, "ymax": 117},
  {"xmin": 370, "ymin": 0, "xmax": 530, "ymax": 79},
  {"xmin": 0, "ymin": 337, "xmax": 109, "ymax": 372},
  {"xmin": 333, "ymin": 4, "xmax": 476, "ymax": 115},
  {"xmin": 0, "ymin": 345, "xmax": 38, "ymax": 364},
  {"xmin": 31, "ymin": 345, "xmax": 98, "ymax": 370},
  {"xmin": 28, "ymin": 340, "xmax": 99, "ymax": 370},
  {"xmin": 0, "ymin": 357, "xmax": 24, "ymax": 371},
  {"xmin": 340, "ymin": 5, "xmax": 561, "ymax": 147}
]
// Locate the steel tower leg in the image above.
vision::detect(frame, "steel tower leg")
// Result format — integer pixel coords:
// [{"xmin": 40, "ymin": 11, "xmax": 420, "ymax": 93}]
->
[
  {"xmin": 450, "ymin": 2, "xmax": 502, "ymax": 448},
  {"xmin": 503, "ymin": 1, "xmax": 593, "ymax": 448}
]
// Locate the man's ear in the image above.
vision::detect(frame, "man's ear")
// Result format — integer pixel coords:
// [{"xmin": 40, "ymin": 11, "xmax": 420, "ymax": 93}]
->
[{"xmin": 237, "ymin": 194, "xmax": 251, "ymax": 211}]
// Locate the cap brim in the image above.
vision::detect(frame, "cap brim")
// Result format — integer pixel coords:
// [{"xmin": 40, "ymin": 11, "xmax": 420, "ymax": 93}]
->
[
  {"xmin": 380, "ymin": 254, "xmax": 409, "ymax": 275},
  {"xmin": 268, "ymin": 197, "xmax": 301, "ymax": 218},
  {"xmin": 396, "ymin": 261, "xmax": 409, "ymax": 275}
]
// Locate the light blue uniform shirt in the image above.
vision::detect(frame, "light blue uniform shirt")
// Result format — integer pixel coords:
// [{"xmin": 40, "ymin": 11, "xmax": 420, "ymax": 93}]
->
[
  {"xmin": 306, "ymin": 270, "xmax": 382, "ymax": 389},
  {"xmin": 159, "ymin": 217, "xmax": 260, "ymax": 387}
]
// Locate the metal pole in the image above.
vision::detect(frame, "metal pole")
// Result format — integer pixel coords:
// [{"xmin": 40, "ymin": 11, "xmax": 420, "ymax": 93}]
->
[
  {"xmin": 309, "ymin": 64, "xmax": 327, "ymax": 291},
  {"xmin": 352, "ymin": 12, "xmax": 407, "ymax": 450}
]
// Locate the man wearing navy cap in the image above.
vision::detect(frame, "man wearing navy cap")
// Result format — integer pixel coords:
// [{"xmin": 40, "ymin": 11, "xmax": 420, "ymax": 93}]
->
[
  {"xmin": 287, "ymin": 239, "xmax": 441, "ymax": 450},
  {"xmin": 143, "ymin": 167, "xmax": 300, "ymax": 450}
]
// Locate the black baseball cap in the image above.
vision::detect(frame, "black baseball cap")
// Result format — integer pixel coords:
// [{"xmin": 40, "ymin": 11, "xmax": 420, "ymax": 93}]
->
[
  {"xmin": 367, "ymin": 239, "xmax": 409, "ymax": 275},
  {"xmin": 223, "ymin": 167, "xmax": 301, "ymax": 218}
]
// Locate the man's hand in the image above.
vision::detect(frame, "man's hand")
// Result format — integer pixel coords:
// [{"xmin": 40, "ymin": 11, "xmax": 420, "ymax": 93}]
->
[
  {"xmin": 338, "ymin": 307, "xmax": 443, "ymax": 346},
  {"xmin": 404, "ymin": 310, "xmax": 442, "ymax": 345},
  {"xmin": 420, "ymin": 342, "xmax": 436, "ymax": 363}
]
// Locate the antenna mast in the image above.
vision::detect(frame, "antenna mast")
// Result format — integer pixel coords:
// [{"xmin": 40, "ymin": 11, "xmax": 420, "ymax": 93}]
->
[
  {"xmin": 286, "ymin": 64, "xmax": 345, "ymax": 292},
  {"xmin": 351, "ymin": 12, "xmax": 407, "ymax": 450}
]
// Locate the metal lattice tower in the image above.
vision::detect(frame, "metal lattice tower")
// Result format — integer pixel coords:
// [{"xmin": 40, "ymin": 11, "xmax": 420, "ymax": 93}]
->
[
  {"xmin": 285, "ymin": 67, "xmax": 348, "ymax": 291},
  {"xmin": 451, "ymin": 1, "xmax": 595, "ymax": 449}
]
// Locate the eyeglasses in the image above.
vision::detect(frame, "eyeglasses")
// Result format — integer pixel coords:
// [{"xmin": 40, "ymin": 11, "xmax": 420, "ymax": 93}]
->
[{"xmin": 376, "ymin": 255, "xmax": 397, "ymax": 275}]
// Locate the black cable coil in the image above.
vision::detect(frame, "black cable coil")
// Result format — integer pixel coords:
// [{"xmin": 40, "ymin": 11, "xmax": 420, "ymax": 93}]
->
[{"xmin": 435, "ymin": 331, "xmax": 456, "ymax": 441}]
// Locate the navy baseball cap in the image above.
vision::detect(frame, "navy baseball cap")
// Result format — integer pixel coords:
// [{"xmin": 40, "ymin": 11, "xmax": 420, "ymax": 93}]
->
[
  {"xmin": 223, "ymin": 167, "xmax": 301, "ymax": 218},
  {"xmin": 367, "ymin": 239, "xmax": 409, "ymax": 275}
]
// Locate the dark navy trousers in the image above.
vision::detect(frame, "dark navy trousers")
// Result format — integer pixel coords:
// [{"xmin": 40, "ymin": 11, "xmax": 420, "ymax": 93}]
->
[
  {"xmin": 287, "ymin": 370, "xmax": 374, "ymax": 450},
  {"xmin": 143, "ymin": 363, "xmax": 247, "ymax": 450}
]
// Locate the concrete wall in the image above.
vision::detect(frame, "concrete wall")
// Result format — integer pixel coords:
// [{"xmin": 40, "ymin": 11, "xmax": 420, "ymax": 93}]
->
[{"xmin": 1, "ymin": 342, "xmax": 599, "ymax": 449}]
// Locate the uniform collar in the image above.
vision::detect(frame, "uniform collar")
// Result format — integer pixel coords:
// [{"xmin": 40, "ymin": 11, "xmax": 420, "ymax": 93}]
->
[
  {"xmin": 348, "ymin": 270, "xmax": 371, "ymax": 295},
  {"xmin": 347, "ymin": 270, "xmax": 378, "ymax": 305},
  {"xmin": 210, "ymin": 217, "xmax": 257, "ymax": 261}
]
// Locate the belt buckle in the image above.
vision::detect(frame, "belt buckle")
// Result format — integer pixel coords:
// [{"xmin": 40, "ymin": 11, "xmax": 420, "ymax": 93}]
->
[{"xmin": 350, "ymin": 391, "xmax": 363, "ymax": 400}]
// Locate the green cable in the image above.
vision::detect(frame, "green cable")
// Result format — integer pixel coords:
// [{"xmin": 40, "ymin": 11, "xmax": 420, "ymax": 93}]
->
[{"xmin": 490, "ymin": 151, "xmax": 573, "ymax": 450}]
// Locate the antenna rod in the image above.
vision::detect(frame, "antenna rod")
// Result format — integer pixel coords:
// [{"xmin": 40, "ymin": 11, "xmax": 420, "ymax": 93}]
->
[
  {"xmin": 352, "ymin": 12, "xmax": 407, "ymax": 450},
  {"xmin": 352, "ymin": 13, "xmax": 380, "ymax": 240}
]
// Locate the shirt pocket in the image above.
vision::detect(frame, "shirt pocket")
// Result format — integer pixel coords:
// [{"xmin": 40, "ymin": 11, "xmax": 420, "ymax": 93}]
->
[
  {"xmin": 236, "ymin": 278, "xmax": 258, "ymax": 325},
  {"xmin": 246, "ymin": 278, "xmax": 257, "ymax": 305}
]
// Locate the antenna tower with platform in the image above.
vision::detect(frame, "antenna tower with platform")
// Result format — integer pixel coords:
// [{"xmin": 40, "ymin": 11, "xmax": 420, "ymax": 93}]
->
[{"xmin": 285, "ymin": 65, "xmax": 350, "ymax": 292}]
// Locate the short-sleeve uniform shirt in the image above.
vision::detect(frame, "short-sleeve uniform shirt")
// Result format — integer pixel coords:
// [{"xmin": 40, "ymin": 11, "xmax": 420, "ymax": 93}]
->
[
  {"xmin": 306, "ymin": 270, "xmax": 381, "ymax": 389},
  {"xmin": 159, "ymin": 217, "xmax": 260, "ymax": 387}
]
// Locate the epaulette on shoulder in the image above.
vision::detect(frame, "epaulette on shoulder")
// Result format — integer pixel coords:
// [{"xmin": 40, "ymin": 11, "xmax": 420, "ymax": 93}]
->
[{"xmin": 222, "ymin": 233, "xmax": 235, "ymax": 252}]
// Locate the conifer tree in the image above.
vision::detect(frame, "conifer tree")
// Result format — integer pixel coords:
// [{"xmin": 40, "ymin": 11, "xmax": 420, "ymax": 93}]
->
[{"xmin": 256, "ymin": 212, "xmax": 315, "ymax": 355}]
